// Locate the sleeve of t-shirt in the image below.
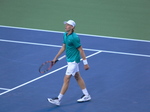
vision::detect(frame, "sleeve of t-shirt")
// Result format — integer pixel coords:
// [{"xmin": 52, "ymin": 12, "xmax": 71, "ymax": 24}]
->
[
  {"xmin": 63, "ymin": 33, "xmax": 66, "ymax": 44},
  {"xmin": 72, "ymin": 36, "xmax": 81, "ymax": 48}
]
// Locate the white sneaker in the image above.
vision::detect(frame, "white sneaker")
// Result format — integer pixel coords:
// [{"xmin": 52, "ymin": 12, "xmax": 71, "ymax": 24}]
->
[
  {"xmin": 77, "ymin": 95, "xmax": 91, "ymax": 102},
  {"xmin": 47, "ymin": 97, "xmax": 60, "ymax": 106}
]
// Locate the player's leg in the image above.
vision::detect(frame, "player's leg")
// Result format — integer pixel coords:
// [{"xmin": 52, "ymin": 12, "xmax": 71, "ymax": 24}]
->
[
  {"xmin": 47, "ymin": 75, "xmax": 71, "ymax": 105},
  {"xmin": 74, "ymin": 72, "xmax": 86, "ymax": 89},
  {"xmin": 48, "ymin": 62, "xmax": 74, "ymax": 105},
  {"xmin": 60, "ymin": 75, "xmax": 72, "ymax": 95},
  {"xmin": 74, "ymin": 72, "xmax": 91, "ymax": 102}
]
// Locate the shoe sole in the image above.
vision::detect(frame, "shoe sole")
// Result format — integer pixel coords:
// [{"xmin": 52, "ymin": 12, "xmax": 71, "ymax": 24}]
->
[
  {"xmin": 77, "ymin": 99, "xmax": 91, "ymax": 103},
  {"xmin": 47, "ymin": 98, "xmax": 60, "ymax": 106}
]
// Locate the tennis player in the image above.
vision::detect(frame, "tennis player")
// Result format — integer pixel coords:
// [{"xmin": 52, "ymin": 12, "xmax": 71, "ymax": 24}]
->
[{"xmin": 48, "ymin": 20, "xmax": 91, "ymax": 105}]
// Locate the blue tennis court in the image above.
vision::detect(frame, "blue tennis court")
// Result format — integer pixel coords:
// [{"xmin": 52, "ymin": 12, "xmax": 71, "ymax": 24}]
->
[{"xmin": 0, "ymin": 26, "xmax": 150, "ymax": 112}]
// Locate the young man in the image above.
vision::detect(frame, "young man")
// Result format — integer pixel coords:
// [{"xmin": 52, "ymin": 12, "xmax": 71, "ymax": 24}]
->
[{"xmin": 48, "ymin": 20, "xmax": 91, "ymax": 106}]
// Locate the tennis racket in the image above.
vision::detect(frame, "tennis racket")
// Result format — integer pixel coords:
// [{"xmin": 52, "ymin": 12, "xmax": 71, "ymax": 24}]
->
[{"xmin": 39, "ymin": 55, "xmax": 66, "ymax": 73}]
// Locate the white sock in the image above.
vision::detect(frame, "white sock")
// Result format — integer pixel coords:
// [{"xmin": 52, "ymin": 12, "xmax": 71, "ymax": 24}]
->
[
  {"xmin": 82, "ymin": 88, "xmax": 89, "ymax": 96},
  {"xmin": 58, "ymin": 93, "xmax": 63, "ymax": 101}
]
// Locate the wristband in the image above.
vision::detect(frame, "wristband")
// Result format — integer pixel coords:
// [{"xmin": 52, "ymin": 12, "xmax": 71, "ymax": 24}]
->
[{"xmin": 83, "ymin": 60, "xmax": 88, "ymax": 65}]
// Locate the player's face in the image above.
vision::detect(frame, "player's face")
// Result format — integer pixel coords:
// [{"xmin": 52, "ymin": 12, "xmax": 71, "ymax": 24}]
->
[{"xmin": 65, "ymin": 24, "xmax": 73, "ymax": 32}]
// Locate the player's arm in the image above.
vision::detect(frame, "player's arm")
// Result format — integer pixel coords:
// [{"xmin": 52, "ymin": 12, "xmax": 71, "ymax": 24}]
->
[
  {"xmin": 78, "ymin": 46, "xmax": 90, "ymax": 70},
  {"xmin": 53, "ymin": 44, "xmax": 66, "ymax": 62}
]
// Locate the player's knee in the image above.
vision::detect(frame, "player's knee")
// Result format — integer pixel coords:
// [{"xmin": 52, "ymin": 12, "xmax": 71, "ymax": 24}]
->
[{"xmin": 74, "ymin": 73, "xmax": 81, "ymax": 81}]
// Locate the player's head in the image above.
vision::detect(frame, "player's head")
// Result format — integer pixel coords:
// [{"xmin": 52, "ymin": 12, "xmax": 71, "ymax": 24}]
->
[{"xmin": 64, "ymin": 20, "xmax": 76, "ymax": 32}]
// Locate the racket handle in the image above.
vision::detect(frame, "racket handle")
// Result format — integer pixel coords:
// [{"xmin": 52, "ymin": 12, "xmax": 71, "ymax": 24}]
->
[
  {"xmin": 51, "ymin": 60, "xmax": 58, "ymax": 65},
  {"xmin": 53, "ymin": 55, "xmax": 65, "ymax": 63},
  {"xmin": 55, "ymin": 60, "xmax": 58, "ymax": 63}
]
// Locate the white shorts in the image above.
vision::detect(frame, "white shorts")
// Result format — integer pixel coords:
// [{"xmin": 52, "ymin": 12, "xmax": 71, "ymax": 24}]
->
[{"xmin": 66, "ymin": 62, "xmax": 79, "ymax": 76}]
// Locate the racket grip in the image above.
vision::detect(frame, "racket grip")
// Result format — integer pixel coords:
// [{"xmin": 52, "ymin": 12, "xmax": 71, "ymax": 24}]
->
[{"xmin": 55, "ymin": 60, "xmax": 58, "ymax": 63}]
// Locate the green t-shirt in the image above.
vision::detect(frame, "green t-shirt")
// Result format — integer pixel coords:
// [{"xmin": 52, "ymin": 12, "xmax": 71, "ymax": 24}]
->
[{"xmin": 63, "ymin": 32, "xmax": 81, "ymax": 63}]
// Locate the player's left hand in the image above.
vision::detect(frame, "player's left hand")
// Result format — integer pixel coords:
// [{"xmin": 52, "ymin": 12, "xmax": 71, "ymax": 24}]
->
[{"xmin": 84, "ymin": 64, "xmax": 90, "ymax": 70}]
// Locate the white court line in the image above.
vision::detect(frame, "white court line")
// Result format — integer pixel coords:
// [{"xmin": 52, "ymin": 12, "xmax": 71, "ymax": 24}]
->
[
  {"xmin": 0, "ymin": 39, "xmax": 62, "ymax": 48},
  {"xmin": 0, "ymin": 39, "xmax": 150, "ymax": 58},
  {"xmin": 0, "ymin": 39, "xmax": 99, "ymax": 52},
  {"xmin": 0, "ymin": 51, "xmax": 102, "ymax": 96},
  {"xmin": 0, "ymin": 25, "xmax": 150, "ymax": 43},
  {"xmin": 0, "ymin": 87, "xmax": 10, "ymax": 91},
  {"xmin": 102, "ymin": 50, "xmax": 150, "ymax": 58}
]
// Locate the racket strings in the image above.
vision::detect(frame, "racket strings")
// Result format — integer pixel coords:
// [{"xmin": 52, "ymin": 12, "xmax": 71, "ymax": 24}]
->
[
  {"xmin": 39, "ymin": 61, "xmax": 52, "ymax": 73},
  {"xmin": 39, "ymin": 55, "xmax": 66, "ymax": 73}
]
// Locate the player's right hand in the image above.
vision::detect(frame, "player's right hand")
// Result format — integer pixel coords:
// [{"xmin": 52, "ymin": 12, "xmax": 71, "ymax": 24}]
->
[{"xmin": 52, "ymin": 58, "xmax": 57, "ymax": 64}]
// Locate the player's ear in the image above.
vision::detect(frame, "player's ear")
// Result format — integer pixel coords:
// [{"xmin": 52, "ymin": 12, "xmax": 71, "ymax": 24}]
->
[{"xmin": 72, "ymin": 27, "xmax": 75, "ymax": 32}]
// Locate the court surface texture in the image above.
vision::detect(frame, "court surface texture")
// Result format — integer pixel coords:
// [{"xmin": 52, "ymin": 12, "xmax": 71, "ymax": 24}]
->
[{"xmin": 0, "ymin": 26, "xmax": 150, "ymax": 112}]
